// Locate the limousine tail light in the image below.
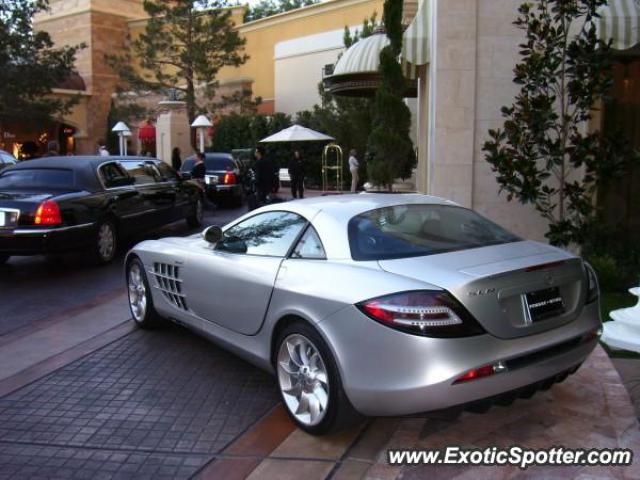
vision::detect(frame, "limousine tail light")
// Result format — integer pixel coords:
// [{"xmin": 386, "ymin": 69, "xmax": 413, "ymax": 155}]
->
[
  {"xmin": 357, "ymin": 290, "xmax": 486, "ymax": 338},
  {"xmin": 223, "ymin": 172, "xmax": 237, "ymax": 185},
  {"xmin": 34, "ymin": 200, "xmax": 62, "ymax": 226}
]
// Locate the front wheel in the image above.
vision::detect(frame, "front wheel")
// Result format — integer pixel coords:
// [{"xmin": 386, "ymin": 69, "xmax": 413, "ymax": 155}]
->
[
  {"xmin": 127, "ymin": 257, "xmax": 162, "ymax": 329},
  {"xmin": 276, "ymin": 322, "xmax": 362, "ymax": 435},
  {"xmin": 186, "ymin": 196, "xmax": 204, "ymax": 228}
]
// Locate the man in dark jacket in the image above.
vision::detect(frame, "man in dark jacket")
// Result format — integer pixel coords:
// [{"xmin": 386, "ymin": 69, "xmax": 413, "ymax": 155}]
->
[
  {"xmin": 253, "ymin": 146, "xmax": 276, "ymax": 205},
  {"xmin": 191, "ymin": 151, "xmax": 206, "ymax": 180},
  {"xmin": 288, "ymin": 150, "xmax": 305, "ymax": 199}
]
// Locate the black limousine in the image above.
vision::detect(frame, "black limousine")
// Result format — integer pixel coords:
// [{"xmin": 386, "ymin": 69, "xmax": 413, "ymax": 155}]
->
[{"xmin": 0, "ymin": 156, "xmax": 204, "ymax": 265}]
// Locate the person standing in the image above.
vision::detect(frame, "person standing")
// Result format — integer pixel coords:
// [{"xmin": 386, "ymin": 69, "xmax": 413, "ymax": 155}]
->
[
  {"xmin": 191, "ymin": 152, "xmax": 206, "ymax": 182},
  {"xmin": 348, "ymin": 149, "xmax": 359, "ymax": 193},
  {"xmin": 254, "ymin": 146, "xmax": 276, "ymax": 205},
  {"xmin": 171, "ymin": 147, "xmax": 182, "ymax": 171},
  {"xmin": 288, "ymin": 150, "xmax": 305, "ymax": 199},
  {"xmin": 42, "ymin": 141, "xmax": 60, "ymax": 157},
  {"xmin": 97, "ymin": 140, "xmax": 109, "ymax": 157}
]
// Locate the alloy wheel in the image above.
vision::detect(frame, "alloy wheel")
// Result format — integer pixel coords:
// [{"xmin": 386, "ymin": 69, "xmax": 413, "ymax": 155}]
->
[
  {"xmin": 97, "ymin": 223, "xmax": 116, "ymax": 261},
  {"xmin": 128, "ymin": 262, "xmax": 147, "ymax": 322},
  {"xmin": 277, "ymin": 334, "xmax": 330, "ymax": 427}
]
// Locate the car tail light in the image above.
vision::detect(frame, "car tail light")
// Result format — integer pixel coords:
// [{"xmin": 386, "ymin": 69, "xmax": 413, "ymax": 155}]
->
[
  {"xmin": 34, "ymin": 200, "xmax": 62, "ymax": 226},
  {"xmin": 454, "ymin": 361, "xmax": 507, "ymax": 384},
  {"xmin": 223, "ymin": 172, "xmax": 237, "ymax": 185},
  {"xmin": 356, "ymin": 290, "xmax": 486, "ymax": 338},
  {"xmin": 584, "ymin": 262, "xmax": 599, "ymax": 304}
]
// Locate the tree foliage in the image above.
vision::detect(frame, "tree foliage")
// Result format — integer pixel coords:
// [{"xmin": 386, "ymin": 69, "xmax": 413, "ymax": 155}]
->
[
  {"xmin": 107, "ymin": 0, "xmax": 248, "ymax": 127},
  {"xmin": 483, "ymin": 0, "xmax": 639, "ymax": 246},
  {"xmin": 244, "ymin": 0, "xmax": 318, "ymax": 23},
  {"xmin": 343, "ymin": 12, "xmax": 379, "ymax": 48},
  {"xmin": 0, "ymin": 0, "xmax": 83, "ymax": 121},
  {"xmin": 366, "ymin": 0, "xmax": 415, "ymax": 189}
]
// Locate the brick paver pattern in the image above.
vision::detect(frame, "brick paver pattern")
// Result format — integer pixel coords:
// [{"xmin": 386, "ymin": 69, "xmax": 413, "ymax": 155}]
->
[{"xmin": 0, "ymin": 326, "xmax": 279, "ymax": 479}]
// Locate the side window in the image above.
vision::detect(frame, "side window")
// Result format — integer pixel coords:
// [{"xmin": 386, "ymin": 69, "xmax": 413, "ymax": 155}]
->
[
  {"xmin": 291, "ymin": 226, "xmax": 326, "ymax": 260},
  {"xmin": 217, "ymin": 211, "xmax": 307, "ymax": 257},
  {"xmin": 156, "ymin": 162, "xmax": 178, "ymax": 181},
  {"xmin": 99, "ymin": 162, "xmax": 129, "ymax": 186},
  {"xmin": 120, "ymin": 160, "xmax": 161, "ymax": 184}
]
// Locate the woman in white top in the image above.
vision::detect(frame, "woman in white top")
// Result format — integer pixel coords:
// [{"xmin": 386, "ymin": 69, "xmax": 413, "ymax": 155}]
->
[{"xmin": 348, "ymin": 149, "xmax": 359, "ymax": 193}]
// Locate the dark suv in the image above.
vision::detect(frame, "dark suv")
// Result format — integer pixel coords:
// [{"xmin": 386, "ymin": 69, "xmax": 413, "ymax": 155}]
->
[{"xmin": 181, "ymin": 153, "xmax": 244, "ymax": 206}]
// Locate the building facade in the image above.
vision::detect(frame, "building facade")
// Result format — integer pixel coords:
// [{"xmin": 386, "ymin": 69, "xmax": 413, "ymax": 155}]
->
[{"xmin": 3, "ymin": 0, "xmax": 637, "ymax": 242}]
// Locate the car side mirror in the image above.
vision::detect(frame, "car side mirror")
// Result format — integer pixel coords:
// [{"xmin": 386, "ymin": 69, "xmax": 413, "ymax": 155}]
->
[{"xmin": 202, "ymin": 225, "xmax": 223, "ymax": 244}]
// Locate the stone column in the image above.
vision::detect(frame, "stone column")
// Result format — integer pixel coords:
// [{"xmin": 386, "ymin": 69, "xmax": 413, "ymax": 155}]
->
[
  {"xmin": 155, "ymin": 101, "xmax": 193, "ymax": 164},
  {"xmin": 415, "ymin": 65, "xmax": 429, "ymax": 194}
]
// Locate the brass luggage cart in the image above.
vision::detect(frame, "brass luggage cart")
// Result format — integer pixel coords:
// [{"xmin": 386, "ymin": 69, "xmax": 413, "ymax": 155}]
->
[{"xmin": 322, "ymin": 144, "xmax": 344, "ymax": 192}]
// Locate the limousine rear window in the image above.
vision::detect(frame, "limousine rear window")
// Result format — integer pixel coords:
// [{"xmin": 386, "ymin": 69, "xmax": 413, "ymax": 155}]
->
[{"xmin": 0, "ymin": 168, "xmax": 75, "ymax": 190}]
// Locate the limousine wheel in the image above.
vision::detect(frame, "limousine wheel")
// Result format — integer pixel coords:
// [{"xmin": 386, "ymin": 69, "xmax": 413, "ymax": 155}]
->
[
  {"xmin": 127, "ymin": 257, "xmax": 161, "ymax": 329},
  {"xmin": 186, "ymin": 197, "xmax": 204, "ymax": 228},
  {"xmin": 276, "ymin": 322, "xmax": 360, "ymax": 435},
  {"xmin": 92, "ymin": 220, "xmax": 117, "ymax": 265}
]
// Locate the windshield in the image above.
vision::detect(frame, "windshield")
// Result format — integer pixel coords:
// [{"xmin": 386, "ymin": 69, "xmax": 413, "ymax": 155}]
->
[
  {"xmin": 348, "ymin": 204, "xmax": 520, "ymax": 261},
  {"xmin": 0, "ymin": 169, "xmax": 75, "ymax": 190}
]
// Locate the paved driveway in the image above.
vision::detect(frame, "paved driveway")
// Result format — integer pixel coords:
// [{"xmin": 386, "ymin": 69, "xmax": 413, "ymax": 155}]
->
[{"xmin": 0, "ymin": 325, "xmax": 279, "ymax": 479}]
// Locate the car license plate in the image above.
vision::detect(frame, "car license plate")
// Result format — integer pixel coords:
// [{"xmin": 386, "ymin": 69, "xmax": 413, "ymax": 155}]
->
[
  {"xmin": 205, "ymin": 175, "xmax": 219, "ymax": 185},
  {"xmin": 525, "ymin": 286, "xmax": 565, "ymax": 322}
]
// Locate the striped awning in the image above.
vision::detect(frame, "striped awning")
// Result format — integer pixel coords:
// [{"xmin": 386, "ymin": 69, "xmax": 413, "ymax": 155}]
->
[
  {"xmin": 598, "ymin": 0, "xmax": 639, "ymax": 50},
  {"xmin": 402, "ymin": 0, "xmax": 430, "ymax": 72},
  {"xmin": 333, "ymin": 33, "xmax": 390, "ymax": 76}
]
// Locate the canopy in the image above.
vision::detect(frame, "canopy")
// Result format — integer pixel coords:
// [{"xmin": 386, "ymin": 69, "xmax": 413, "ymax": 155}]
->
[
  {"xmin": 323, "ymin": 31, "xmax": 418, "ymax": 97},
  {"xmin": 259, "ymin": 124, "xmax": 334, "ymax": 143},
  {"xmin": 402, "ymin": 0, "xmax": 430, "ymax": 76},
  {"xmin": 598, "ymin": 0, "xmax": 640, "ymax": 50}
]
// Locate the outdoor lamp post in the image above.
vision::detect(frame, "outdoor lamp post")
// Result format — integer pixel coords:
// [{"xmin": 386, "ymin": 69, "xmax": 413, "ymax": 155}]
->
[
  {"xmin": 112, "ymin": 121, "xmax": 131, "ymax": 156},
  {"xmin": 191, "ymin": 115, "xmax": 213, "ymax": 153},
  {"xmin": 123, "ymin": 130, "xmax": 132, "ymax": 156}
]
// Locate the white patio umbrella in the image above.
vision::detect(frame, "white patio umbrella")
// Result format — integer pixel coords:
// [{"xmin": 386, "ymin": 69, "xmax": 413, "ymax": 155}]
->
[{"xmin": 259, "ymin": 124, "xmax": 334, "ymax": 143}]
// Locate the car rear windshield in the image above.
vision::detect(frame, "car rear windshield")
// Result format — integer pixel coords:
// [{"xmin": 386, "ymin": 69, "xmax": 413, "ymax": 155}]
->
[
  {"xmin": 348, "ymin": 204, "xmax": 520, "ymax": 261},
  {"xmin": 181, "ymin": 157, "xmax": 234, "ymax": 172},
  {"xmin": 0, "ymin": 168, "xmax": 75, "ymax": 190}
]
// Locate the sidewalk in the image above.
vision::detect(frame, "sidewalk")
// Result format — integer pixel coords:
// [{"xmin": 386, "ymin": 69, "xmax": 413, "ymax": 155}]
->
[{"xmin": 0, "ymin": 291, "xmax": 133, "ymax": 396}]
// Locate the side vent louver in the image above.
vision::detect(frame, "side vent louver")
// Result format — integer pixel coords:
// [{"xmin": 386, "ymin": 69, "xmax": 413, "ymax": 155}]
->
[{"xmin": 153, "ymin": 262, "xmax": 188, "ymax": 311}]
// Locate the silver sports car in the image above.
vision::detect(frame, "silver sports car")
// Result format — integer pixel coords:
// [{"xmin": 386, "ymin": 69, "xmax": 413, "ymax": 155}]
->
[{"xmin": 125, "ymin": 194, "xmax": 601, "ymax": 434}]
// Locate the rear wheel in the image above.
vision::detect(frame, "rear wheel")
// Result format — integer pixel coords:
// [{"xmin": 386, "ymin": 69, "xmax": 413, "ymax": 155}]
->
[
  {"xmin": 91, "ymin": 221, "xmax": 117, "ymax": 265},
  {"xmin": 186, "ymin": 196, "xmax": 204, "ymax": 228},
  {"xmin": 276, "ymin": 322, "xmax": 362, "ymax": 435},
  {"xmin": 127, "ymin": 257, "xmax": 162, "ymax": 329}
]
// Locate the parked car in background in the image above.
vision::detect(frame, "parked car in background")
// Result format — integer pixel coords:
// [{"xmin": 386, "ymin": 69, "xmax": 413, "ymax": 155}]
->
[
  {"xmin": 0, "ymin": 156, "xmax": 203, "ymax": 265},
  {"xmin": 0, "ymin": 150, "xmax": 17, "ymax": 171},
  {"xmin": 125, "ymin": 194, "xmax": 601, "ymax": 435},
  {"xmin": 181, "ymin": 153, "xmax": 244, "ymax": 206}
]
